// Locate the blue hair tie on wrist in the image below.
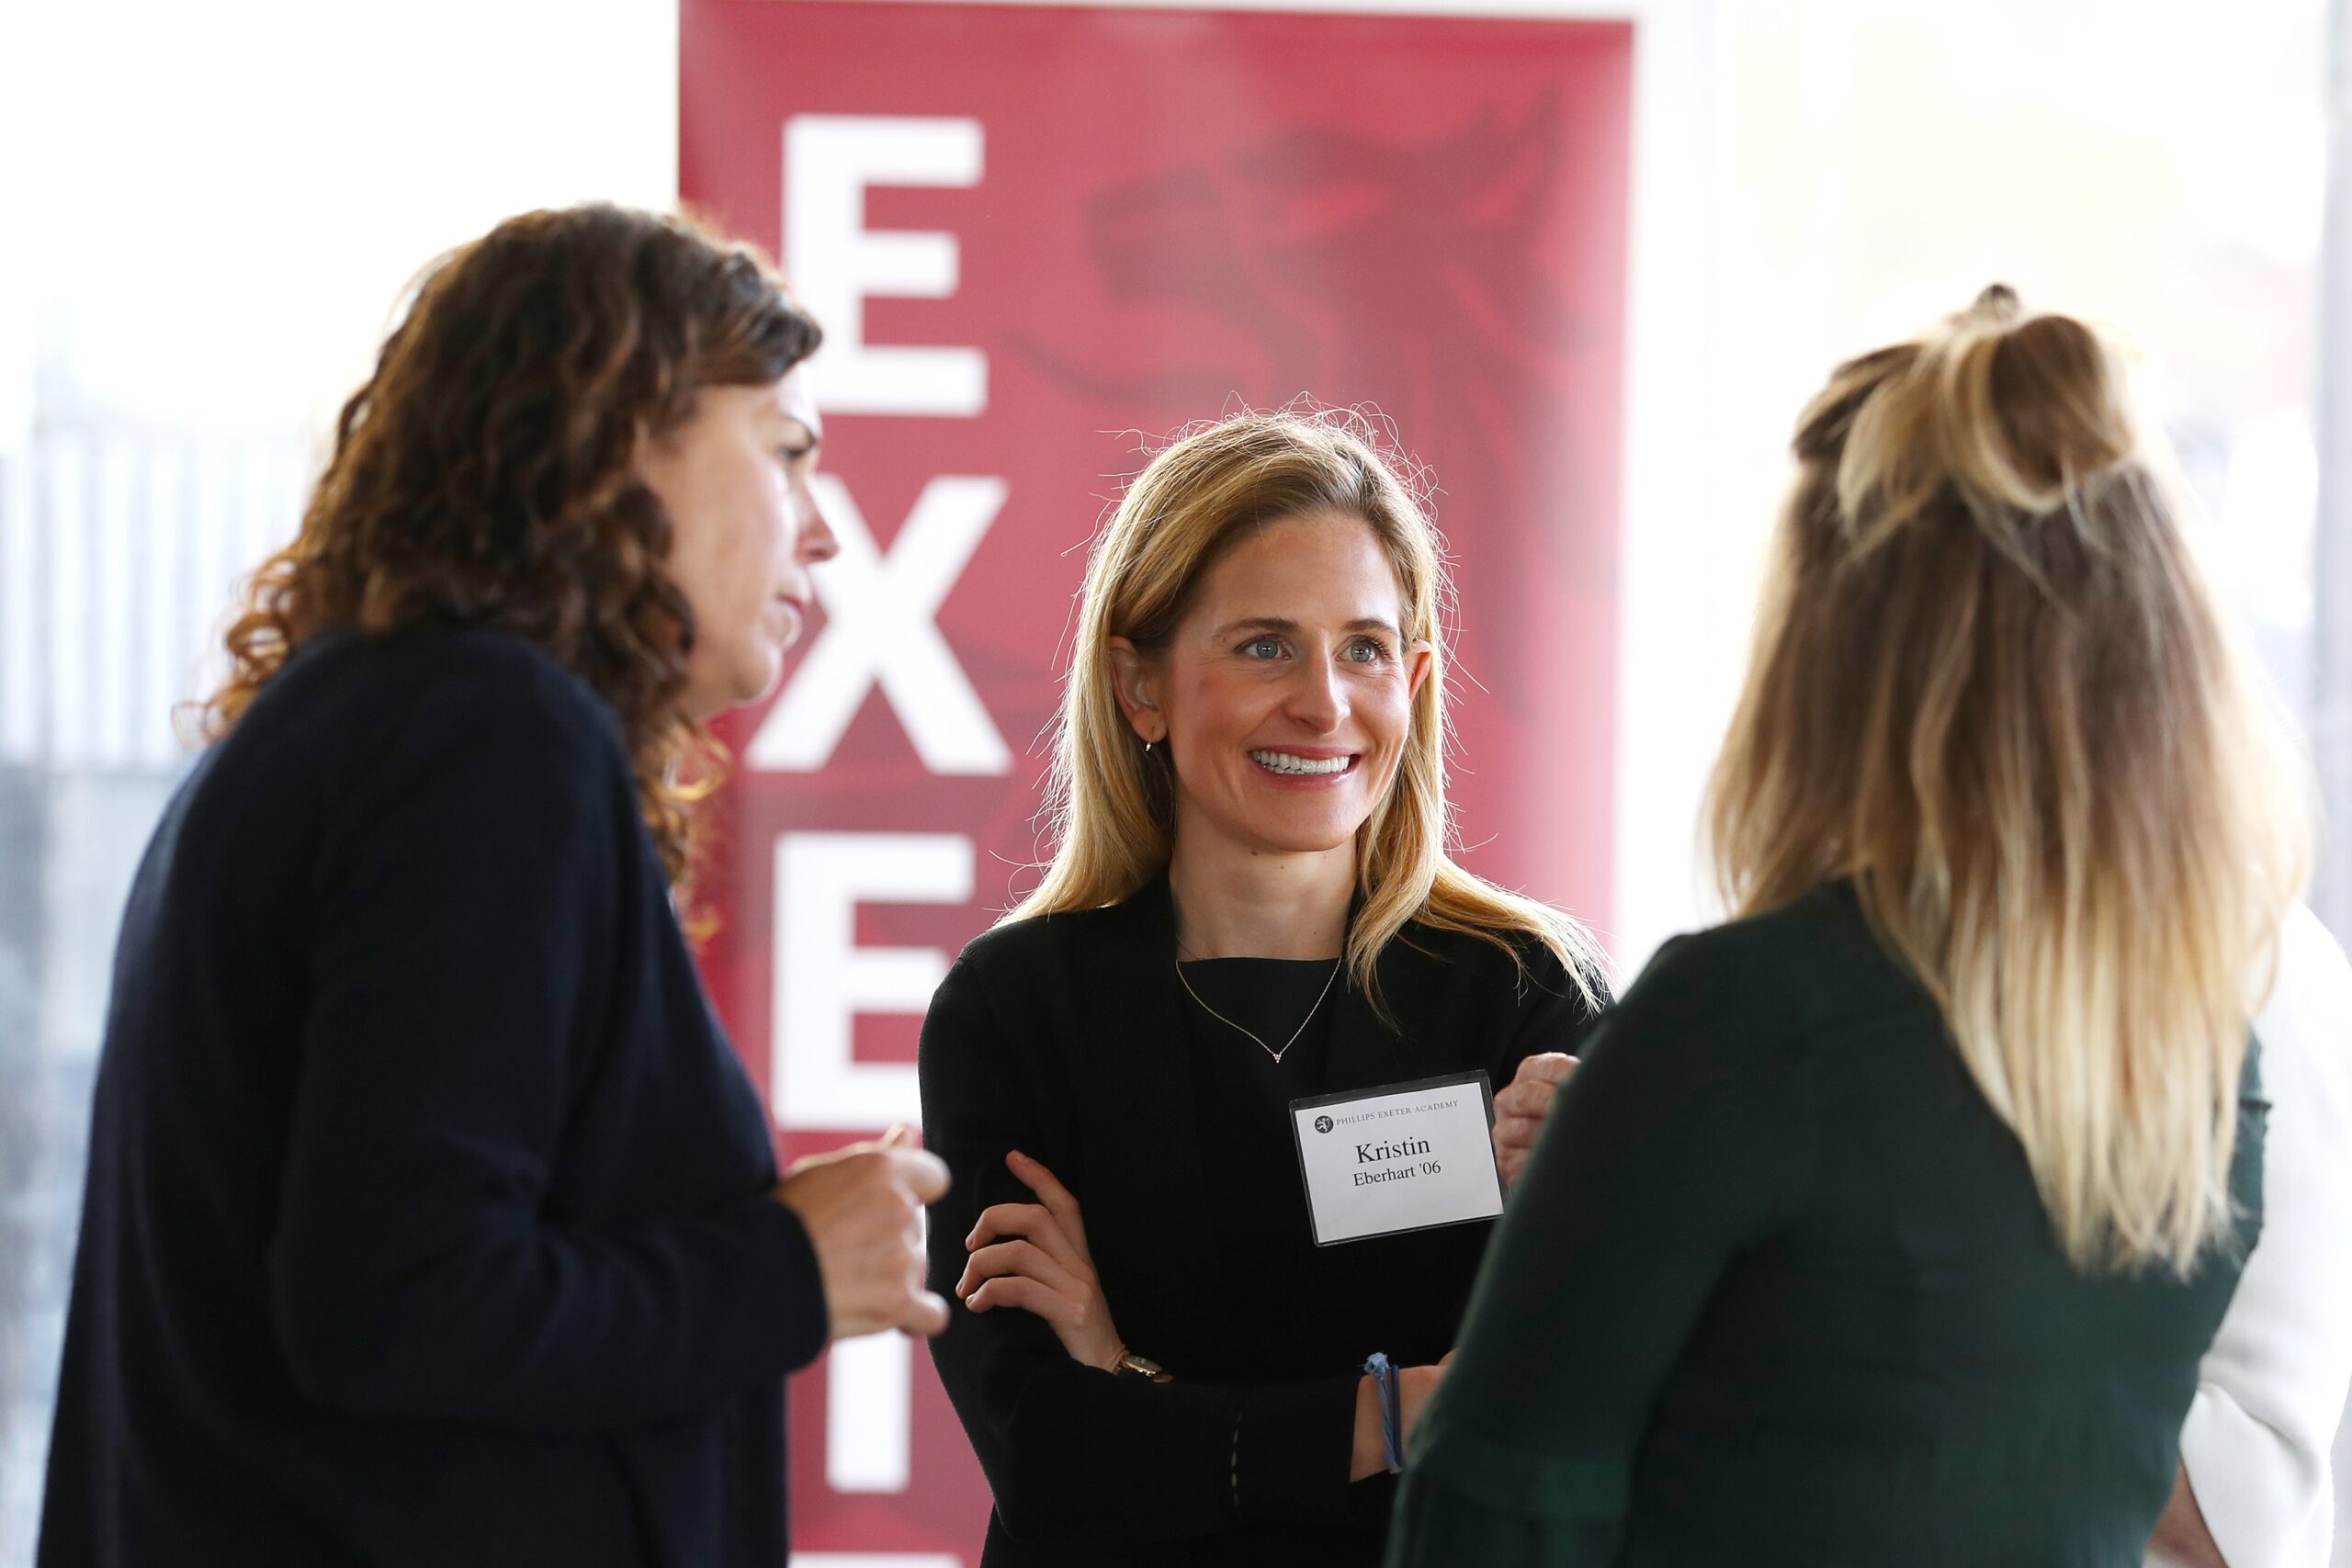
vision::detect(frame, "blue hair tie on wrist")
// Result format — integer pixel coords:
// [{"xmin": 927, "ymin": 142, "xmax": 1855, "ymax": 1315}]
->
[{"xmin": 1363, "ymin": 1351, "xmax": 1404, "ymax": 1475}]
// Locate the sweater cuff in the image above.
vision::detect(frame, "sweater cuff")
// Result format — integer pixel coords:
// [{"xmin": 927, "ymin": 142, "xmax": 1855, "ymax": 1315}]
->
[
  {"xmin": 1233, "ymin": 1371, "xmax": 1363, "ymax": 1527},
  {"xmin": 749, "ymin": 1197, "xmax": 831, "ymax": 1374}
]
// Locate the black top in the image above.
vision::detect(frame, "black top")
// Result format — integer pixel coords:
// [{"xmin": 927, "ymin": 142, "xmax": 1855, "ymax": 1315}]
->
[
  {"xmin": 1177, "ymin": 956, "xmax": 1340, "ymax": 1367},
  {"xmin": 39, "ymin": 626, "xmax": 829, "ymax": 1568},
  {"xmin": 918, "ymin": 879, "xmax": 1608, "ymax": 1567},
  {"xmin": 1387, "ymin": 881, "xmax": 2266, "ymax": 1568}
]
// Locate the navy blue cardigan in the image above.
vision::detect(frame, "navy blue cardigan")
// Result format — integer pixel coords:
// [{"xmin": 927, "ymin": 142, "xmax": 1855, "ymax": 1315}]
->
[{"xmin": 39, "ymin": 626, "xmax": 827, "ymax": 1567}]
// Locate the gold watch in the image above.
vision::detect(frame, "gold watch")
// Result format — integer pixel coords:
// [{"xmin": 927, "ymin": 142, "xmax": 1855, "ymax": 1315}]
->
[{"xmin": 1112, "ymin": 1345, "xmax": 1171, "ymax": 1382}]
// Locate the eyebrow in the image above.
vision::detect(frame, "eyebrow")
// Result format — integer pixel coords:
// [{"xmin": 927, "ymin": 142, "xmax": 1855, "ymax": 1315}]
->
[{"xmin": 1213, "ymin": 616, "xmax": 1403, "ymax": 639}]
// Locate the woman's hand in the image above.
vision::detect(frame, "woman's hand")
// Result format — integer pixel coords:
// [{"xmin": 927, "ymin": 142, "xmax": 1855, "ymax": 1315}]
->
[
  {"xmin": 775, "ymin": 1125, "xmax": 951, "ymax": 1342},
  {"xmin": 1493, "ymin": 1053, "xmax": 1579, "ymax": 1189},
  {"xmin": 1351, "ymin": 1352, "xmax": 1454, "ymax": 1481},
  {"xmin": 956, "ymin": 1150, "xmax": 1125, "ymax": 1372}
]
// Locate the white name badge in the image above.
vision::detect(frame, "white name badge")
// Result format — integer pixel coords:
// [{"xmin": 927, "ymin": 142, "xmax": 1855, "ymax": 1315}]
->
[{"xmin": 1289, "ymin": 1070, "xmax": 1504, "ymax": 1247}]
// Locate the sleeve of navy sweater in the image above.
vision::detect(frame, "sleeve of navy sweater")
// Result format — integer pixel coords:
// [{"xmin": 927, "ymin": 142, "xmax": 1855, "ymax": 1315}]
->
[{"xmin": 265, "ymin": 666, "xmax": 828, "ymax": 1430}]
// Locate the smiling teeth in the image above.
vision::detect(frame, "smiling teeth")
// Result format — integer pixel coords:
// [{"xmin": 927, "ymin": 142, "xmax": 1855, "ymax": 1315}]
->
[{"xmin": 1250, "ymin": 750, "xmax": 1351, "ymax": 776}]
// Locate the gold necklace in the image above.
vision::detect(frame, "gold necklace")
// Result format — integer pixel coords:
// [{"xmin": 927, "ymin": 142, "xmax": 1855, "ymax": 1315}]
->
[{"xmin": 1173, "ymin": 942, "xmax": 1344, "ymax": 1065}]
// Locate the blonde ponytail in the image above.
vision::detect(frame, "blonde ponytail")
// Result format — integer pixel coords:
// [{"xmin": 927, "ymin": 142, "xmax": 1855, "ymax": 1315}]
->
[{"xmin": 1708, "ymin": 287, "xmax": 2307, "ymax": 1276}]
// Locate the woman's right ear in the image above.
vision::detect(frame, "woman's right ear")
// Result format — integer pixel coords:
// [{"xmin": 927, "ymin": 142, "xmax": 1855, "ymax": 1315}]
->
[{"xmin": 1106, "ymin": 637, "xmax": 1166, "ymax": 743}]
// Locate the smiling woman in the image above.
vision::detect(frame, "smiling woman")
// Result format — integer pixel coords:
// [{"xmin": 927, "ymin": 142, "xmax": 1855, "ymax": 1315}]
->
[
  {"xmin": 1106, "ymin": 510, "xmax": 1428, "ymax": 888},
  {"xmin": 915, "ymin": 408, "xmax": 1611, "ymax": 1568}
]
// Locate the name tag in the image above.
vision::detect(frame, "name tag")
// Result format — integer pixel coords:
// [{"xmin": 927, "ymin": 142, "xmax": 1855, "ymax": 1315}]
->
[{"xmin": 1288, "ymin": 1071, "xmax": 1504, "ymax": 1246}]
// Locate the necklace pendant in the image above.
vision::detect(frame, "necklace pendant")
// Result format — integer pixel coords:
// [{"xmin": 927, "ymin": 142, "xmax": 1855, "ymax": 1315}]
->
[{"xmin": 1172, "ymin": 953, "xmax": 1346, "ymax": 1065}]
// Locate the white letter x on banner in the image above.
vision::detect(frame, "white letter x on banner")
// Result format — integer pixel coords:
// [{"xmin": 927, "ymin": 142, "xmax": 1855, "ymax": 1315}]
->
[{"xmin": 747, "ymin": 474, "xmax": 1012, "ymax": 774}]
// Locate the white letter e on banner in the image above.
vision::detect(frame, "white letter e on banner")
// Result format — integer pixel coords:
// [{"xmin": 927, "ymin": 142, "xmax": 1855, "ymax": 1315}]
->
[{"xmin": 785, "ymin": 114, "xmax": 987, "ymax": 417}]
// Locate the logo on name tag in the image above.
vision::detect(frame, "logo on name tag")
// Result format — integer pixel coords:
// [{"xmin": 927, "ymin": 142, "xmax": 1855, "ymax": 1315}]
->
[{"xmin": 1314, "ymin": 1115, "xmax": 1334, "ymax": 1134}]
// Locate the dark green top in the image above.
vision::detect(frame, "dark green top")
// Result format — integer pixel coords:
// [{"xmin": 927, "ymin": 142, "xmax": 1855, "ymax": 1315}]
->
[{"xmin": 1386, "ymin": 881, "xmax": 2265, "ymax": 1568}]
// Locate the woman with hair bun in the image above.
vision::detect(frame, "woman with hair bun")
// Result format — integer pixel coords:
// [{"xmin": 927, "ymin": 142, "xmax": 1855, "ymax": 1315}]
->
[
  {"xmin": 39, "ymin": 204, "xmax": 948, "ymax": 1568},
  {"xmin": 1389, "ymin": 287, "xmax": 2307, "ymax": 1568}
]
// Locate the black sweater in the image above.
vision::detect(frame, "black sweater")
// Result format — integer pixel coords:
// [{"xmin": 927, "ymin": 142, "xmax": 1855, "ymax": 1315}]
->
[
  {"xmin": 918, "ymin": 878, "xmax": 1607, "ymax": 1566},
  {"xmin": 39, "ymin": 626, "xmax": 828, "ymax": 1568}
]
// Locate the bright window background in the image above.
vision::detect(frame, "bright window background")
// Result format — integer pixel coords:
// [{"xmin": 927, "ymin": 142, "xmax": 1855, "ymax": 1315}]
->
[
  {"xmin": 0, "ymin": 1, "xmax": 2342, "ymax": 1562},
  {"xmin": 1613, "ymin": 0, "xmax": 2326, "ymax": 971}
]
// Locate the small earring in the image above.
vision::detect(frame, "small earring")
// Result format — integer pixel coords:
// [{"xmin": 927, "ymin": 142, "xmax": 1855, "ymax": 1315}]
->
[{"xmin": 1142, "ymin": 738, "xmax": 1157, "ymax": 754}]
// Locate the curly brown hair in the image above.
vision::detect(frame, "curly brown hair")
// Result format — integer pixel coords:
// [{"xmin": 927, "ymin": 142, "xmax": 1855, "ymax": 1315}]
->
[{"xmin": 208, "ymin": 203, "xmax": 820, "ymax": 886}]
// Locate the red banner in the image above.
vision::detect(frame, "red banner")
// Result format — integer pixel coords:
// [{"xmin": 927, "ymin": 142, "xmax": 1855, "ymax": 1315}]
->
[{"xmin": 681, "ymin": 4, "xmax": 1630, "ymax": 1557}]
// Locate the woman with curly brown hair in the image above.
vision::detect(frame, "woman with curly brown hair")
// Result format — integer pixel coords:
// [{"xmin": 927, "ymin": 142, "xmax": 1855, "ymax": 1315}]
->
[{"xmin": 36, "ymin": 204, "xmax": 948, "ymax": 1568}]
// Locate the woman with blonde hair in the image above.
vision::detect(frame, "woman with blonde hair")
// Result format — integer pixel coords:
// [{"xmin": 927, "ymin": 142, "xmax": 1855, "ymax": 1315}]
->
[
  {"xmin": 918, "ymin": 409, "xmax": 1611, "ymax": 1565},
  {"xmin": 1388, "ymin": 287, "xmax": 2304, "ymax": 1567}
]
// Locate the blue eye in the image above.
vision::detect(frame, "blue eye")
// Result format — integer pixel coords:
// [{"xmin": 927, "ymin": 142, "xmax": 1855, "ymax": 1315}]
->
[
  {"xmin": 1241, "ymin": 636, "xmax": 1284, "ymax": 660},
  {"xmin": 1343, "ymin": 638, "xmax": 1391, "ymax": 665}
]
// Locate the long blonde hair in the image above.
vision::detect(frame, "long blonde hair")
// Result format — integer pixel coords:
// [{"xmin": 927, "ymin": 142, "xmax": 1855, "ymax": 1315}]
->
[
  {"xmin": 1012, "ymin": 409, "xmax": 1606, "ymax": 1015},
  {"xmin": 1707, "ymin": 286, "xmax": 2307, "ymax": 1275}
]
